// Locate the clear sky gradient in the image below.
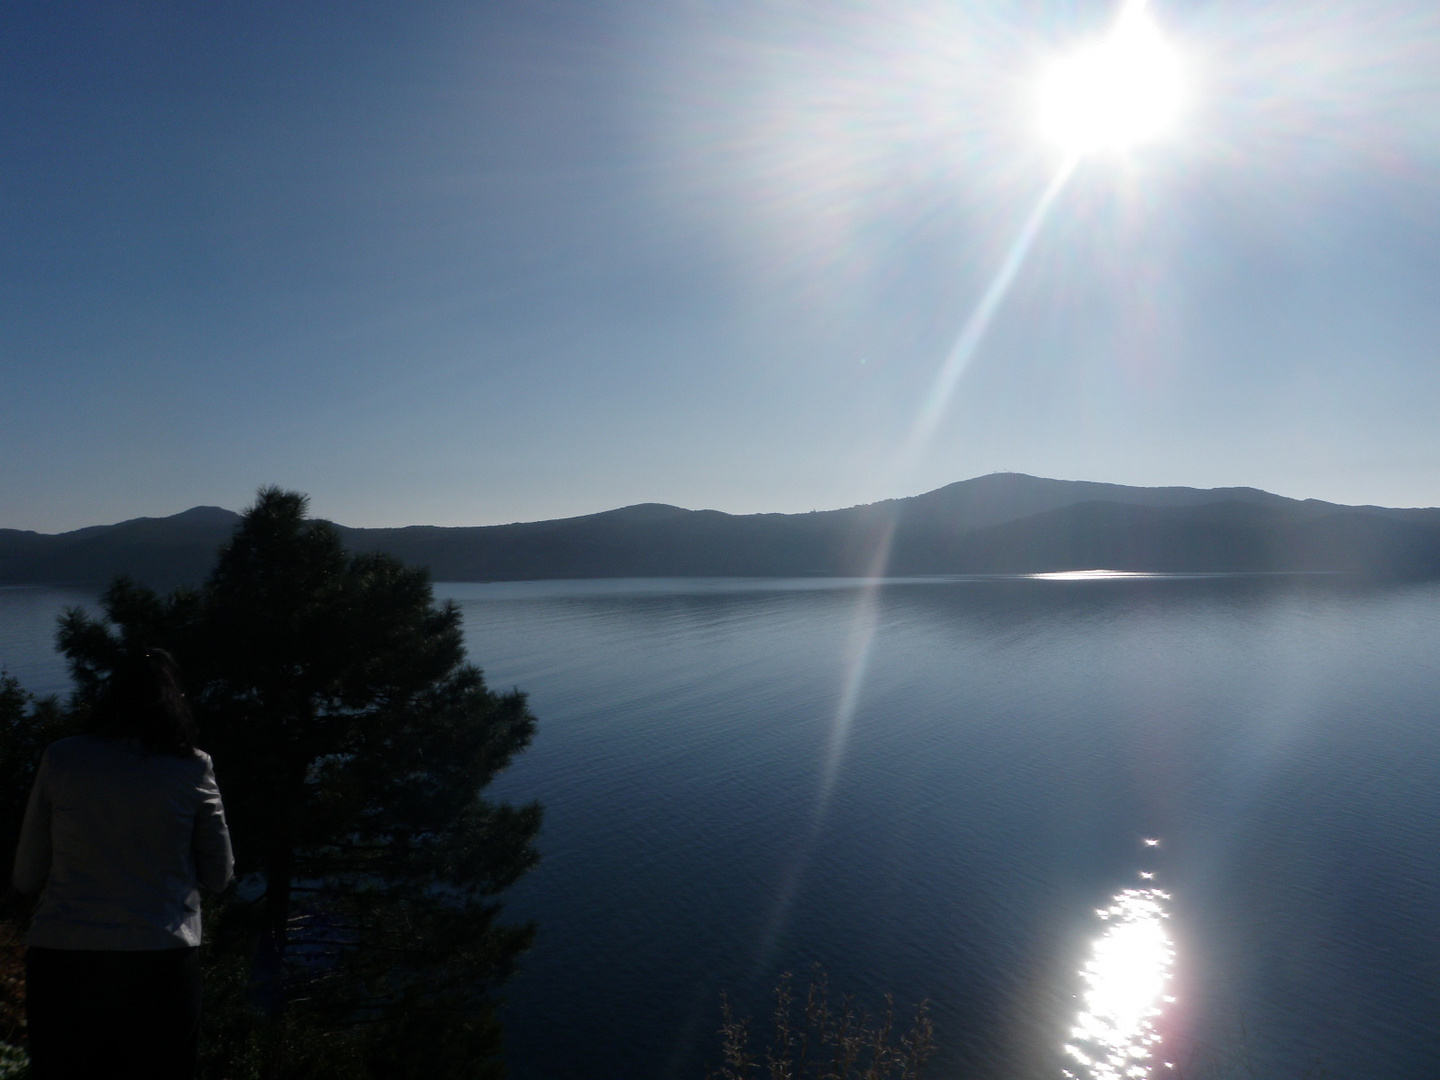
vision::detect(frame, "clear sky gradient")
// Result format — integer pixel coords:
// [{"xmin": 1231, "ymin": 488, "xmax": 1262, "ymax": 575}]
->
[{"xmin": 5, "ymin": 0, "xmax": 1440, "ymax": 531}]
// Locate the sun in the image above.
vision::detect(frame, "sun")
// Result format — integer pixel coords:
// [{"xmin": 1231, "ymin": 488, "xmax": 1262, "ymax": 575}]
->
[{"xmin": 1038, "ymin": 0, "xmax": 1184, "ymax": 155}]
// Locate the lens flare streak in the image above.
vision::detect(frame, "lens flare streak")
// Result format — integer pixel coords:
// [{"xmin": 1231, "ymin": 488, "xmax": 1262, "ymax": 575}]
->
[
  {"xmin": 901, "ymin": 153, "xmax": 1076, "ymax": 467},
  {"xmin": 1063, "ymin": 887, "xmax": 1174, "ymax": 1080},
  {"xmin": 748, "ymin": 518, "xmax": 897, "ymax": 978},
  {"xmin": 815, "ymin": 525, "xmax": 894, "ymax": 815}
]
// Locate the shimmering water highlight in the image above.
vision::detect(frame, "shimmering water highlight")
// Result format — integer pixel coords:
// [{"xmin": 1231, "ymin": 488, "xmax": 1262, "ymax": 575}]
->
[{"xmin": 1064, "ymin": 883, "xmax": 1174, "ymax": 1080}]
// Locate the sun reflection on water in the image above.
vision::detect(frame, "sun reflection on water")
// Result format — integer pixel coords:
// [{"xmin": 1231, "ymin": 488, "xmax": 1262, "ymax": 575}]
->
[{"xmin": 1063, "ymin": 875, "xmax": 1175, "ymax": 1080}]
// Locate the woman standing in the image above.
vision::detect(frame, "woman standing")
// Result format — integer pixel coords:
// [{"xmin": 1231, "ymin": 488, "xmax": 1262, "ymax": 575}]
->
[{"xmin": 11, "ymin": 648, "xmax": 233, "ymax": 1079}]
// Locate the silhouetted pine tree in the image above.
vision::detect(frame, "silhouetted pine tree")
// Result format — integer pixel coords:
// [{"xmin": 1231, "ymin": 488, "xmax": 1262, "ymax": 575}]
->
[{"xmin": 56, "ymin": 488, "xmax": 542, "ymax": 1080}]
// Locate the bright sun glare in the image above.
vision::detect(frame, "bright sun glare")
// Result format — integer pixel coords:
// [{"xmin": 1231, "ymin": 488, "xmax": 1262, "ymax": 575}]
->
[{"xmin": 1038, "ymin": 0, "xmax": 1184, "ymax": 154}]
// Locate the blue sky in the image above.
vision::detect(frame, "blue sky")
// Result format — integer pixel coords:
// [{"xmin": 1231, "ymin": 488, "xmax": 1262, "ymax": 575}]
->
[{"xmin": 4, "ymin": 0, "xmax": 1440, "ymax": 531}]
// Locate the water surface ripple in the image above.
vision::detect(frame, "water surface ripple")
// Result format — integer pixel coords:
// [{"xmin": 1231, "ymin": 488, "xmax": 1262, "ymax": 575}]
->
[{"xmin": 4, "ymin": 576, "xmax": 1439, "ymax": 1078}]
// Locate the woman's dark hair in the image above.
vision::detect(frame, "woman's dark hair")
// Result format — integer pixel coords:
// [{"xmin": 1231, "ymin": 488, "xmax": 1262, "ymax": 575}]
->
[{"xmin": 90, "ymin": 647, "xmax": 197, "ymax": 756}]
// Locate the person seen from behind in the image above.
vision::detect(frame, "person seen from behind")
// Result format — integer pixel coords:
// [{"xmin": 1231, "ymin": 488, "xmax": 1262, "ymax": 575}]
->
[{"xmin": 11, "ymin": 647, "xmax": 233, "ymax": 1079}]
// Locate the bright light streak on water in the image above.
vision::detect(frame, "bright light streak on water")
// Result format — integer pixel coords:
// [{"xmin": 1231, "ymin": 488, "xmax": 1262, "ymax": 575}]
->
[
  {"xmin": 1030, "ymin": 570, "xmax": 1164, "ymax": 581},
  {"xmin": 749, "ymin": 521, "xmax": 898, "ymax": 978},
  {"xmin": 1063, "ymin": 884, "xmax": 1175, "ymax": 1080},
  {"xmin": 815, "ymin": 530, "xmax": 894, "ymax": 817}
]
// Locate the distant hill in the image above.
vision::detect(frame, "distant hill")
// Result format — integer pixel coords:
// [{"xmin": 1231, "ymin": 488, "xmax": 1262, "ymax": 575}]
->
[
  {"xmin": 4, "ymin": 474, "xmax": 1440, "ymax": 589},
  {"xmin": 0, "ymin": 506, "xmax": 244, "ymax": 590}
]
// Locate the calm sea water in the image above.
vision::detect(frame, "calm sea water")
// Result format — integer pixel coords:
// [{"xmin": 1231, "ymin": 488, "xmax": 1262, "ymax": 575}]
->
[{"xmin": 4, "ymin": 576, "xmax": 1440, "ymax": 1079}]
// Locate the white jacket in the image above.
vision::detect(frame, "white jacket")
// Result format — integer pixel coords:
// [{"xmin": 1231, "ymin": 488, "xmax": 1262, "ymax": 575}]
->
[{"xmin": 12, "ymin": 735, "xmax": 234, "ymax": 950}]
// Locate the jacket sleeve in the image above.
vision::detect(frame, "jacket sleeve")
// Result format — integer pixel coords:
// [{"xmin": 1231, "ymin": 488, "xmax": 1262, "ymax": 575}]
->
[
  {"xmin": 192, "ymin": 755, "xmax": 235, "ymax": 893},
  {"xmin": 11, "ymin": 749, "xmax": 53, "ymax": 895}
]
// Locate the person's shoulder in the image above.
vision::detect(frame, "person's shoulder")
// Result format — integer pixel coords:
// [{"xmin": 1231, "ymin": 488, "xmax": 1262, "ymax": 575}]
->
[
  {"xmin": 38, "ymin": 734, "xmax": 130, "ymax": 778},
  {"xmin": 173, "ymin": 746, "xmax": 215, "ymax": 780},
  {"xmin": 43, "ymin": 734, "xmax": 111, "ymax": 761}
]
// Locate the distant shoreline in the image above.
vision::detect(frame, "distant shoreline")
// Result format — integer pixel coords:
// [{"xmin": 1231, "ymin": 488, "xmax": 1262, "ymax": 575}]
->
[{"xmin": 5, "ymin": 474, "xmax": 1440, "ymax": 590}]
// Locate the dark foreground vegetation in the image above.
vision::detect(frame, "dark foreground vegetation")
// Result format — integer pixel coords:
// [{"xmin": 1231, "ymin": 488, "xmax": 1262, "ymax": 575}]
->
[
  {"xmin": 1, "ymin": 489, "xmax": 541, "ymax": 1079},
  {"xmin": 707, "ymin": 970, "xmax": 935, "ymax": 1080}
]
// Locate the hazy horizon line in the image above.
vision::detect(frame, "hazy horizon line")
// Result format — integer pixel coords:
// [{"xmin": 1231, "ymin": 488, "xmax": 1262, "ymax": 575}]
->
[{"xmin": 9, "ymin": 471, "xmax": 1440, "ymax": 538}]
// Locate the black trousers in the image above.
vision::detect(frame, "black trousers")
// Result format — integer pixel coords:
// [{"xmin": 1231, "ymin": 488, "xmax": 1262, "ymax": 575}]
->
[{"xmin": 25, "ymin": 946, "xmax": 202, "ymax": 1080}]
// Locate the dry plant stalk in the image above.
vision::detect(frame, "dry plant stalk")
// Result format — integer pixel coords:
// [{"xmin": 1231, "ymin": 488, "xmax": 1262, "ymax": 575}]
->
[{"xmin": 708, "ymin": 969, "xmax": 935, "ymax": 1080}]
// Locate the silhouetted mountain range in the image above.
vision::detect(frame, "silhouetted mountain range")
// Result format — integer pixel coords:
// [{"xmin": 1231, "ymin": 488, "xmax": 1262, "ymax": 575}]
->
[{"xmin": 4, "ymin": 474, "xmax": 1439, "ymax": 590}]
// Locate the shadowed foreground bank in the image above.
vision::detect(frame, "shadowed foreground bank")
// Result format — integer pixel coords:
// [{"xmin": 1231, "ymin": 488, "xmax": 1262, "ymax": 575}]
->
[{"xmin": 1, "ymin": 488, "xmax": 541, "ymax": 1080}]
